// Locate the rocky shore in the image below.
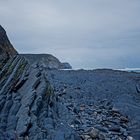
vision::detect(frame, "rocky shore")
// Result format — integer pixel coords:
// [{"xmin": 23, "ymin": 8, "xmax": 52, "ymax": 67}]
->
[
  {"xmin": 46, "ymin": 69, "xmax": 140, "ymax": 140},
  {"xmin": 0, "ymin": 25, "xmax": 140, "ymax": 140}
]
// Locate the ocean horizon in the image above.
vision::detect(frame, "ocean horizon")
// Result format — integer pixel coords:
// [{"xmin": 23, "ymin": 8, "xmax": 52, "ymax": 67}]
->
[{"xmin": 61, "ymin": 67, "xmax": 140, "ymax": 72}]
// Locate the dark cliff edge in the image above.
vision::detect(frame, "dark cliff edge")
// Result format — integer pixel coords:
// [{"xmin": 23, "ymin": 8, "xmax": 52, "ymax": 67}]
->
[
  {"xmin": 0, "ymin": 25, "xmax": 140, "ymax": 140},
  {"xmin": 0, "ymin": 25, "xmax": 55, "ymax": 139},
  {"xmin": 0, "ymin": 25, "xmax": 18, "ymax": 69}
]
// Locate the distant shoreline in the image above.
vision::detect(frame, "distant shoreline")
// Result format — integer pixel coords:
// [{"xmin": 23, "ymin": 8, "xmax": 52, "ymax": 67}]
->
[{"xmin": 60, "ymin": 68, "xmax": 140, "ymax": 73}]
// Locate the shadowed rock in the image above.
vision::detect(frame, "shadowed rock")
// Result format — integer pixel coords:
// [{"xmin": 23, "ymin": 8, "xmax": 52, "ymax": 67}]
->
[{"xmin": 0, "ymin": 25, "xmax": 17, "ymax": 64}]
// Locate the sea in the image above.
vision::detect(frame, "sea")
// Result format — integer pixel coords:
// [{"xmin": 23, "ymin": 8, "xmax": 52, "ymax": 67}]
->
[
  {"xmin": 61, "ymin": 68, "xmax": 140, "ymax": 73},
  {"xmin": 116, "ymin": 68, "xmax": 140, "ymax": 73}
]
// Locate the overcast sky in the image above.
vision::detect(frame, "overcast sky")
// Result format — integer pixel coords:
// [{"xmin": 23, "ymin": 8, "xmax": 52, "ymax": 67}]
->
[{"xmin": 0, "ymin": 0, "xmax": 140, "ymax": 69}]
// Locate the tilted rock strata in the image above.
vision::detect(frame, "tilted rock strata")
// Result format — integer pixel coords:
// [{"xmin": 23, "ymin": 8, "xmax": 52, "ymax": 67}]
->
[
  {"xmin": 0, "ymin": 55, "xmax": 54, "ymax": 139},
  {"xmin": 0, "ymin": 25, "xmax": 77, "ymax": 140}
]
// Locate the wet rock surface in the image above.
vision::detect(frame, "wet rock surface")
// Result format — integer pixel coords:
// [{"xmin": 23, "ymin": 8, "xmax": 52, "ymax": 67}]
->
[{"xmin": 46, "ymin": 69, "xmax": 140, "ymax": 140}]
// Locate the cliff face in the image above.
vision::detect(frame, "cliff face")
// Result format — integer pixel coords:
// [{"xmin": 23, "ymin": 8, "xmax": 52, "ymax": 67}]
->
[
  {"xmin": 20, "ymin": 54, "xmax": 72, "ymax": 69},
  {"xmin": 0, "ymin": 26, "xmax": 55, "ymax": 140},
  {"xmin": 0, "ymin": 25, "xmax": 75, "ymax": 140},
  {"xmin": 0, "ymin": 25, "xmax": 17, "ymax": 65}
]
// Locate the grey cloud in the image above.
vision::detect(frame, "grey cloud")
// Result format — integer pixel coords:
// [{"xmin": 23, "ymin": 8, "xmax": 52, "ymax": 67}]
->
[{"xmin": 0, "ymin": 0, "xmax": 140, "ymax": 68}]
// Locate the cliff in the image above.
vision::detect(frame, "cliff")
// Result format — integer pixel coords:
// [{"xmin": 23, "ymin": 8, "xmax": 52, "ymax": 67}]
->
[
  {"xmin": 0, "ymin": 25, "xmax": 17, "ymax": 68},
  {"xmin": 20, "ymin": 54, "xmax": 72, "ymax": 69}
]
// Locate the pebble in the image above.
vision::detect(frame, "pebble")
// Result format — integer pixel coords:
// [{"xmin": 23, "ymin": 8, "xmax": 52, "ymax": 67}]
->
[
  {"xmin": 109, "ymin": 126, "xmax": 120, "ymax": 132},
  {"xmin": 112, "ymin": 107, "xmax": 120, "ymax": 113},
  {"xmin": 88, "ymin": 128, "xmax": 99, "ymax": 139},
  {"xmin": 127, "ymin": 136, "xmax": 134, "ymax": 140},
  {"xmin": 120, "ymin": 116, "xmax": 129, "ymax": 123}
]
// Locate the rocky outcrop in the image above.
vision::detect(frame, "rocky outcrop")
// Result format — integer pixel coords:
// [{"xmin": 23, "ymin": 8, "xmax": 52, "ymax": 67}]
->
[
  {"xmin": 61, "ymin": 62, "xmax": 72, "ymax": 69},
  {"xmin": 0, "ymin": 55, "xmax": 55, "ymax": 140},
  {"xmin": 20, "ymin": 54, "xmax": 72, "ymax": 69},
  {"xmin": 0, "ymin": 25, "xmax": 18, "ymax": 69},
  {"xmin": 0, "ymin": 25, "xmax": 75, "ymax": 140},
  {"xmin": 0, "ymin": 26, "xmax": 52, "ymax": 139}
]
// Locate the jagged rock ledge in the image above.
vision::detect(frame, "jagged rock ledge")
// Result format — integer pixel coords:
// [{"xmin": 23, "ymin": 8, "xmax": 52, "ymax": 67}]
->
[{"xmin": 0, "ymin": 54, "xmax": 54, "ymax": 139}]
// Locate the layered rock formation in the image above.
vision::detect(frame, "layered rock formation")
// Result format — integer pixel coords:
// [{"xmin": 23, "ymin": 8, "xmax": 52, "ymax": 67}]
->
[
  {"xmin": 0, "ymin": 25, "xmax": 74, "ymax": 140},
  {"xmin": 0, "ymin": 25, "xmax": 140, "ymax": 140}
]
